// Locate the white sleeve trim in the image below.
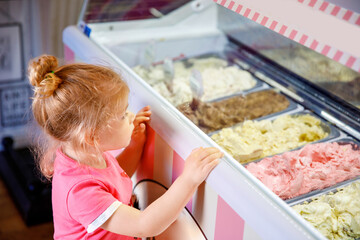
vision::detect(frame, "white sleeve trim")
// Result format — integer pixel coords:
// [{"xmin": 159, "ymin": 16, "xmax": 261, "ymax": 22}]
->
[{"xmin": 87, "ymin": 200, "xmax": 122, "ymax": 233}]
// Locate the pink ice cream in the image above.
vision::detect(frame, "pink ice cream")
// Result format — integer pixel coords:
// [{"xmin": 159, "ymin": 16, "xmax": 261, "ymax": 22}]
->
[{"xmin": 246, "ymin": 142, "xmax": 360, "ymax": 199}]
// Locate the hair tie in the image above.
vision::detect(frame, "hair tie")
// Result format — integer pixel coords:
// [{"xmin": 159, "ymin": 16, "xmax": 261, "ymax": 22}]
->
[{"xmin": 35, "ymin": 71, "xmax": 63, "ymax": 98}]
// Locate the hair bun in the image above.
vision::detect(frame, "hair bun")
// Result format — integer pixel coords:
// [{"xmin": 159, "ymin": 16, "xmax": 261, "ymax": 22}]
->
[{"xmin": 28, "ymin": 55, "xmax": 62, "ymax": 98}]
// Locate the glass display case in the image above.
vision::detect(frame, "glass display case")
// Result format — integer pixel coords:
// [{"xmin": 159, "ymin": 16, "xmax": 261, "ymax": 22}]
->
[
  {"xmin": 217, "ymin": 6, "xmax": 360, "ymax": 136},
  {"xmin": 63, "ymin": 1, "xmax": 360, "ymax": 239}
]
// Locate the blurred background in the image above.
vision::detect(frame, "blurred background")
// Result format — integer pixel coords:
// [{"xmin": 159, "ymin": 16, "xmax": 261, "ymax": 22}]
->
[{"xmin": 0, "ymin": 1, "xmax": 83, "ymax": 239}]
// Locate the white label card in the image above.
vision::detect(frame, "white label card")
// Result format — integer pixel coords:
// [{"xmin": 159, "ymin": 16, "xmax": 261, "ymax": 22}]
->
[
  {"xmin": 163, "ymin": 58, "xmax": 174, "ymax": 92},
  {"xmin": 189, "ymin": 69, "xmax": 204, "ymax": 99}
]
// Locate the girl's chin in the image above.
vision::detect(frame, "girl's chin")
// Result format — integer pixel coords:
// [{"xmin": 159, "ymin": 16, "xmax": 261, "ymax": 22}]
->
[
  {"xmin": 122, "ymin": 139, "xmax": 132, "ymax": 148},
  {"xmin": 105, "ymin": 141, "xmax": 131, "ymax": 152},
  {"xmin": 124, "ymin": 141, "xmax": 131, "ymax": 148}
]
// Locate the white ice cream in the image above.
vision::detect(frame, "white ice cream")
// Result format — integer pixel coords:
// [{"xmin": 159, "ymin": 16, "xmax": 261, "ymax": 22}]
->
[{"xmin": 133, "ymin": 57, "xmax": 257, "ymax": 106}]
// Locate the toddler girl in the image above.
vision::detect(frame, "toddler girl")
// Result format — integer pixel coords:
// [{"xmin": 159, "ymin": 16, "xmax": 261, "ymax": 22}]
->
[{"xmin": 28, "ymin": 55, "xmax": 222, "ymax": 239}]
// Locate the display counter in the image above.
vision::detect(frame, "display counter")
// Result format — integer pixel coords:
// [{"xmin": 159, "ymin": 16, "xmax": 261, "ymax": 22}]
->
[{"xmin": 63, "ymin": 1, "xmax": 360, "ymax": 239}]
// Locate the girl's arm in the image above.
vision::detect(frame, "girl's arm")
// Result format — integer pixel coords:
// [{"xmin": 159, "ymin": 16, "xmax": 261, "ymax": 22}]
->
[
  {"xmin": 116, "ymin": 106, "xmax": 151, "ymax": 177},
  {"xmin": 102, "ymin": 147, "xmax": 222, "ymax": 238}
]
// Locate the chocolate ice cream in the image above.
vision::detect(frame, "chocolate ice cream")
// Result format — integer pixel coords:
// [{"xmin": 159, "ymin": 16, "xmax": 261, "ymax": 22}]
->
[{"xmin": 177, "ymin": 90, "xmax": 290, "ymax": 133}]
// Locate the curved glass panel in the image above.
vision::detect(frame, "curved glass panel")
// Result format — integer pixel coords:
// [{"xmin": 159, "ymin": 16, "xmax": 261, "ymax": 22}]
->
[
  {"xmin": 218, "ymin": 6, "xmax": 360, "ymax": 109},
  {"xmin": 81, "ymin": 0, "xmax": 191, "ymax": 23}
]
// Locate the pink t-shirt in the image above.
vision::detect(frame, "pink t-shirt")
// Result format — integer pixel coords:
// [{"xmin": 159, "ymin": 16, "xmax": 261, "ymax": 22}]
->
[{"xmin": 52, "ymin": 149, "xmax": 135, "ymax": 239}]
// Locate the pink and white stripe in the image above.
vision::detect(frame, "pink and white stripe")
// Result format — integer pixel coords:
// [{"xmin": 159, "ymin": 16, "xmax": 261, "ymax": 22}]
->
[
  {"xmin": 132, "ymin": 125, "xmax": 260, "ymax": 239},
  {"xmin": 298, "ymin": 0, "xmax": 360, "ymax": 26},
  {"xmin": 214, "ymin": 0, "xmax": 360, "ymax": 72}
]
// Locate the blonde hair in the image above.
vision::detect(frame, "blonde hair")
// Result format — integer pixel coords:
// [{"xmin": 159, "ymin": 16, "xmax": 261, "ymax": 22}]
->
[{"xmin": 28, "ymin": 55, "xmax": 129, "ymax": 180}]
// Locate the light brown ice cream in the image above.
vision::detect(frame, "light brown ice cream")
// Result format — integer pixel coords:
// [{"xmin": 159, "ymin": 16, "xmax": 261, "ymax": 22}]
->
[{"xmin": 177, "ymin": 90, "xmax": 290, "ymax": 133}]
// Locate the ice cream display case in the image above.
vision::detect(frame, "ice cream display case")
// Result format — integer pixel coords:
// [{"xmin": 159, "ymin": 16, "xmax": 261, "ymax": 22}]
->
[{"xmin": 63, "ymin": 0, "xmax": 360, "ymax": 239}]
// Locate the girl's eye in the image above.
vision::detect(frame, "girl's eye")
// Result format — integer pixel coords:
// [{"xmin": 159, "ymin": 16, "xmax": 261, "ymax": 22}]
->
[{"xmin": 122, "ymin": 112, "xmax": 128, "ymax": 119}]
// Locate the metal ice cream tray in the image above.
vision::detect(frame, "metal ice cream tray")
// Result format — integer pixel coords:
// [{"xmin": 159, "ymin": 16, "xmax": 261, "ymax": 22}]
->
[
  {"xmin": 289, "ymin": 175, "xmax": 360, "ymax": 240},
  {"xmin": 287, "ymin": 177, "xmax": 360, "ymax": 207},
  {"xmin": 244, "ymin": 110, "xmax": 344, "ymax": 162},
  {"xmin": 181, "ymin": 52, "xmax": 269, "ymax": 99},
  {"xmin": 209, "ymin": 108, "xmax": 341, "ymax": 167},
  {"xmin": 264, "ymin": 109, "xmax": 345, "ymax": 143},
  {"xmin": 207, "ymin": 88, "xmax": 304, "ymax": 136}
]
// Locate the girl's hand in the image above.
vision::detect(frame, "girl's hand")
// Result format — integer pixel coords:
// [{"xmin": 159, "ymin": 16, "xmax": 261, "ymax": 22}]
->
[
  {"xmin": 104, "ymin": 146, "xmax": 222, "ymax": 237},
  {"xmin": 116, "ymin": 106, "xmax": 151, "ymax": 177},
  {"xmin": 131, "ymin": 106, "xmax": 151, "ymax": 145},
  {"xmin": 181, "ymin": 147, "xmax": 223, "ymax": 187}
]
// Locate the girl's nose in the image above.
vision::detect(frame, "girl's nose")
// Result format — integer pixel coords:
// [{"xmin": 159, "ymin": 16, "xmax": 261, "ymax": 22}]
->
[{"xmin": 129, "ymin": 111, "xmax": 135, "ymax": 123}]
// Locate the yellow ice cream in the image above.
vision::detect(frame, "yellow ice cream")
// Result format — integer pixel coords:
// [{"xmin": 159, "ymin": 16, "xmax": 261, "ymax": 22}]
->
[
  {"xmin": 292, "ymin": 181, "xmax": 360, "ymax": 240},
  {"xmin": 211, "ymin": 114, "xmax": 328, "ymax": 163}
]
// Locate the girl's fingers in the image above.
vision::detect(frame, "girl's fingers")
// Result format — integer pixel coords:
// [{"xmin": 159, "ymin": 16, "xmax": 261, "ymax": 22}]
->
[
  {"xmin": 197, "ymin": 147, "xmax": 222, "ymax": 160},
  {"xmin": 201, "ymin": 151, "xmax": 223, "ymax": 165},
  {"xmin": 135, "ymin": 116, "xmax": 150, "ymax": 122},
  {"xmin": 137, "ymin": 106, "xmax": 151, "ymax": 115},
  {"xmin": 135, "ymin": 113, "xmax": 151, "ymax": 120},
  {"xmin": 188, "ymin": 147, "xmax": 222, "ymax": 162},
  {"xmin": 135, "ymin": 114, "xmax": 151, "ymax": 121},
  {"xmin": 133, "ymin": 116, "xmax": 150, "ymax": 126},
  {"xmin": 191, "ymin": 147, "xmax": 203, "ymax": 153},
  {"xmin": 202, "ymin": 158, "xmax": 220, "ymax": 174},
  {"xmin": 138, "ymin": 105, "xmax": 150, "ymax": 111},
  {"xmin": 137, "ymin": 111, "xmax": 151, "ymax": 117},
  {"xmin": 133, "ymin": 123, "xmax": 146, "ymax": 133},
  {"xmin": 141, "ymin": 105, "xmax": 151, "ymax": 111}
]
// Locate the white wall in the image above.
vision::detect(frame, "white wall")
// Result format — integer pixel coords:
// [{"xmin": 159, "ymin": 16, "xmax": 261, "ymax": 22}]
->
[
  {"xmin": 0, "ymin": 0, "xmax": 83, "ymax": 149},
  {"xmin": 30, "ymin": 0, "xmax": 83, "ymax": 58}
]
